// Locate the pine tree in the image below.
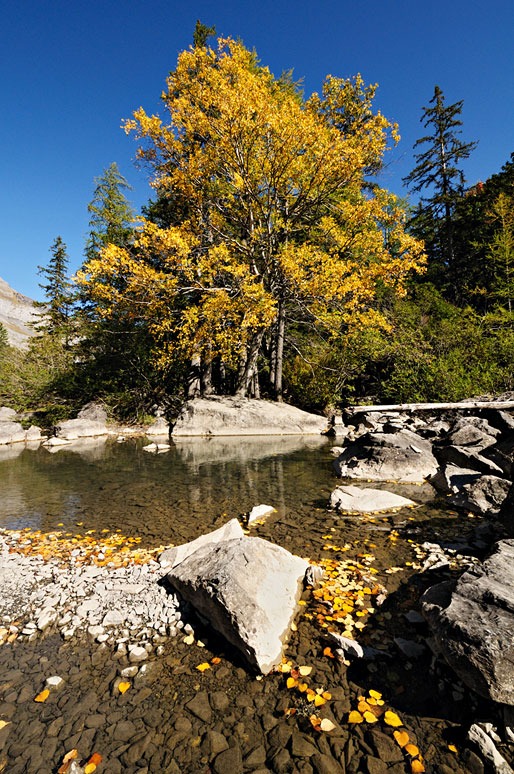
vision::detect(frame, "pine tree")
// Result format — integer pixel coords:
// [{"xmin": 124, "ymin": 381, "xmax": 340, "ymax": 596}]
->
[
  {"xmin": 84, "ymin": 163, "xmax": 135, "ymax": 264},
  {"xmin": 403, "ymin": 85, "xmax": 477, "ymax": 286},
  {"xmin": 0, "ymin": 322, "xmax": 8, "ymax": 353},
  {"xmin": 35, "ymin": 236, "xmax": 73, "ymax": 338},
  {"xmin": 193, "ymin": 20, "xmax": 216, "ymax": 48}
]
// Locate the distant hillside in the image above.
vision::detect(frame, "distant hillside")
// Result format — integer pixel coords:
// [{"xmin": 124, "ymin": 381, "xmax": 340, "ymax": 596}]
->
[{"xmin": 0, "ymin": 277, "xmax": 39, "ymax": 349}]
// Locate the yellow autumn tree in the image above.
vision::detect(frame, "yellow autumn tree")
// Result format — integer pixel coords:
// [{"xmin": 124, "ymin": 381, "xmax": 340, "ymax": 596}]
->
[{"xmin": 77, "ymin": 37, "xmax": 425, "ymax": 398}]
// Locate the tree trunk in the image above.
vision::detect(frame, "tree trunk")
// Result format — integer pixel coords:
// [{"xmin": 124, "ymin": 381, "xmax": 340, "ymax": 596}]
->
[
  {"xmin": 252, "ymin": 369, "xmax": 260, "ymax": 399},
  {"xmin": 187, "ymin": 354, "xmax": 201, "ymax": 398},
  {"xmin": 201, "ymin": 356, "xmax": 214, "ymax": 395},
  {"xmin": 273, "ymin": 299, "xmax": 285, "ymax": 402},
  {"xmin": 269, "ymin": 326, "xmax": 277, "ymax": 395},
  {"xmin": 236, "ymin": 331, "xmax": 264, "ymax": 396}
]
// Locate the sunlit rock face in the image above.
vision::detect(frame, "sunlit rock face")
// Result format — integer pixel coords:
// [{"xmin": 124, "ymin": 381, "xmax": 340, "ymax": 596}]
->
[{"xmin": 0, "ymin": 276, "xmax": 39, "ymax": 349}]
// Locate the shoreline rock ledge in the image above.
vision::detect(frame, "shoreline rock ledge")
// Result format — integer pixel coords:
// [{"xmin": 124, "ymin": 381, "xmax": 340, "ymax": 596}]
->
[
  {"xmin": 170, "ymin": 396, "xmax": 328, "ymax": 436},
  {"xmin": 421, "ymin": 539, "xmax": 514, "ymax": 705}
]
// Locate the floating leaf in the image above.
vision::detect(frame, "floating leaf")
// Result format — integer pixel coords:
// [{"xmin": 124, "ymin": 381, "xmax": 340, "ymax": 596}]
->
[
  {"xmin": 87, "ymin": 754, "xmax": 102, "ymax": 766},
  {"xmin": 393, "ymin": 730, "xmax": 409, "ymax": 747},
  {"xmin": 196, "ymin": 662, "xmax": 210, "ymax": 672},
  {"xmin": 369, "ymin": 689, "xmax": 382, "ymax": 700},
  {"xmin": 34, "ymin": 689, "xmax": 49, "ymax": 703},
  {"xmin": 84, "ymin": 765, "xmax": 96, "ymax": 774},
  {"xmin": 363, "ymin": 711, "xmax": 378, "ymax": 723},
  {"xmin": 411, "ymin": 761, "xmax": 425, "ymax": 773},
  {"xmin": 384, "ymin": 710, "xmax": 403, "ymax": 727},
  {"xmin": 118, "ymin": 682, "xmax": 130, "ymax": 694},
  {"xmin": 0, "ymin": 721, "xmax": 9, "ymax": 731},
  {"xmin": 448, "ymin": 744, "xmax": 457, "ymax": 753},
  {"xmin": 348, "ymin": 711, "xmax": 364, "ymax": 724},
  {"xmin": 320, "ymin": 718, "xmax": 336, "ymax": 732},
  {"xmin": 298, "ymin": 666, "xmax": 312, "ymax": 676},
  {"xmin": 405, "ymin": 744, "xmax": 420, "ymax": 757},
  {"xmin": 323, "ymin": 647, "xmax": 334, "ymax": 658},
  {"xmin": 314, "ymin": 694, "xmax": 326, "ymax": 707},
  {"xmin": 286, "ymin": 677, "xmax": 297, "ymax": 689}
]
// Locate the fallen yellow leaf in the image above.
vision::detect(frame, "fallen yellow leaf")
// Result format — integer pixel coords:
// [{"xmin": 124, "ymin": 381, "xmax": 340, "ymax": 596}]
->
[
  {"xmin": 405, "ymin": 744, "xmax": 420, "ymax": 757},
  {"xmin": 348, "ymin": 710, "xmax": 364, "ymax": 724},
  {"xmin": 34, "ymin": 689, "xmax": 49, "ymax": 703},
  {"xmin": 314, "ymin": 694, "xmax": 326, "ymax": 707},
  {"xmin": 118, "ymin": 682, "xmax": 130, "ymax": 694},
  {"xmin": 363, "ymin": 710, "xmax": 378, "ymax": 723},
  {"xmin": 369, "ymin": 689, "xmax": 382, "ymax": 700},
  {"xmin": 411, "ymin": 761, "xmax": 425, "ymax": 773},
  {"xmin": 384, "ymin": 710, "xmax": 403, "ymax": 727},
  {"xmin": 183, "ymin": 634, "xmax": 194, "ymax": 645},
  {"xmin": 286, "ymin": 677, "xmax": 297, "ymax": 689},
  {"xmin": 393, "ymin": 730, "xmax": 409, "ymax": 747},
  {"xmin": 298, "ymin": 666, "xmax": 312, "ymax": 676},
  {"xmin": 196, "ymin": 662, "xmax": 211, "ymax": 672},
  {"xmin": 84, "ymin": 765, "xmax": 96, "ymax": 774},
  {"xmin": 0, "ymin": 721, "xmax": 9, "ymax": 730},
  {"xmin": 448, "ymin": 744, "xmax": 457, "ymax": 753}
]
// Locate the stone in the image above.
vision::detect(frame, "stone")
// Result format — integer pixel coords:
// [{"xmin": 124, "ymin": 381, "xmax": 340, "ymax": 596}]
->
[
  {"xmin": 329, "ymin": 485, "xmax": 415, "ymax": 513},
  {"xmin": 311, "ymin": 753, "xmax": 345, "ymax": 774},
  {"xmin": 55, "ymin": 402, "xmax": 108, "ymax": 440},
  {"xmin": 212, "ymin": 746, "xmax": 242, "ymax": 774},
  {"xmin": 128, "ymin": 646, "xmax": 147, "ymax": 663},
  {"xmin": 43, "ymin": 436, "xmax": 71, "ymax": 447},
  {"xmin": 468, "ymin": 724, "xmax": 513, "ymax": 774},
  {"xmin": 0, "ymin": 421, "xmax": 26, "ymax": 445},
  {"xmin": 167, "ymin": 536, "xmax": 309, "ymax": 673},
  {"xmin": 291, "ymin": 732, "xmax": 318, "ymax": 757},
  {"xmin": 159, "ymin": 519, "xmax": 245, "ymax": 570},
  {"xmin": 436, "ymin": 444, "xmax": 504, "ymax": 476},
  {"xmin": 333, "ymin": 430, "xmax": 438, "ymax": 483},
  {"xmin": 46, "ymin": 675, "xmax": 64, "ymax": 688},
  {"xmin": 393, "ymin": 637, "xmax": 426, "ymax": 659},
  {"xmin": 0, "ymin": 407, "xmax": 17, "ymax": 421},
  {"xmin": 102, "ymin": 610, "xmax": 125, "ymax": 627},
  {"xmin": 186, "ymin": 692, "xmax": 212, "ymax": 723},
  {"xmin": 248, "ymin": 505, "xmax": 276, "ymax": 525},
  {"xmin": 170, "ymin": 396, "xmax": 328, "ymax": 436},
  {"xmin": 421, "ymin": 539, "xmax": 514, "ymax": 704},
  {"xmin": 145, "ymin": 417, "xmax": 170, "ymax": 437},
  {"xmin": 36, "ymin": 608, "xmax": 57, "ymax": 631}
]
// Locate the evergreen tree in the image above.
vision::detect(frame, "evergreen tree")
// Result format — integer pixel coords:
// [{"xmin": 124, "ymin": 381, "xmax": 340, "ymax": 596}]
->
[
  {"xmin": 0, "ymin": 322, "xmax": 8, "ymax": 352},
  {"xmin": 35, "ymin": 236, "xmax": 73, "ymax": 337},
  {"xmin": 403, "ymin": 85, "xmax": 477, "ymax": 289},
  {"xmin": 193, "ymin": 20, "xmax": 216, "ymax": 48},
  {"xmin": 84, "ymin": 163, "xmax": 135, "ymax": 264}
]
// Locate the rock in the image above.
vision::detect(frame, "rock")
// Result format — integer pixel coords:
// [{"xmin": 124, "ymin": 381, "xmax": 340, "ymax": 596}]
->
[
  {"xmin": 329, "ymin": 485, "xmax": 415, "ymax": 513},
  {"xmin": 43, "ymin": 436, "xmax": 72, "ymax": 447},
  {"xmin": 46, "ymin": 675, "xmax": 64, "ymax": 688},
  {"xmin": 333, "ymin": 430, "xmax": 438, "ymax": 483},
  {"xmin": 468, "ymin": 724, "xmax": 514, "ymax": 774},
  {"xmin": 102, "ymin": 610, "xmax": 125, "ymax": 627},
  {"xmin": 36, "ymin": 608, "xmax": 57, "ymax": 630},
  {"xmin": 170, "ymin": 396, "xmax": 327, "ymax": 436},
  {"xmin": 421, "ymin": 539, "xmax": 514, "ymax": 704},
  {"xmin": 328, "ymin": 631, "xmax": 364, "ymax": 658},
  {"xmin": 128, "ymin": 645, "xmax": 147, "ymax": 663},
  {"xmin": 159, "ymin": 518, "xmax": 244, "ymax": 570},
  {"xmin": 436, "ymin": 444, "xmax": 504, "ymax": 476},
  {"xmin": 143, "ymin": 443, "xmax": 157, "ymax": 452},
  {"xmin": 0, "ymin": 421, "xmax": 26, "ymax": 445},
  {"xmin": 311, "ymin": 753, "xmax": 344, "ymax": 774},
  {"xmin": 186, "ymin": 692, "xmax": 212, "ymax": 723},
  {"xmin": 431, "ymin": 465, "xmax": 510, "ymax": 514},
  {"xmin": 248, "ymin": 504, "xmax": 276, "ymax": 525},
  {"xmin": 212, "ymin": 746, "xmax": 242, "ymax": 774},
  {"xmin": 0, "ymin": 406, "xmax": 17, "ymax": 421},
  {"xmin": 393, "ymin": 637, "xmax": 426, "ymax": 659},
  {"xmin": 167, "ymin": 536, "xmax": 309, "ymax": 673},
  {"xmin": 145, "ymin": 417, "xmax": 170, "ymax": 436},
  {"xmin": 55, "ymin": 403, "xmax": 108, "ymax": 440}
]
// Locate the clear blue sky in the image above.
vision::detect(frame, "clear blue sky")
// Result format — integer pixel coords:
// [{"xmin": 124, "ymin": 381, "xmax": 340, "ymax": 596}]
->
[{"xmin": 2, "ymin": 0, "xmax": 513, "ymax": 300}]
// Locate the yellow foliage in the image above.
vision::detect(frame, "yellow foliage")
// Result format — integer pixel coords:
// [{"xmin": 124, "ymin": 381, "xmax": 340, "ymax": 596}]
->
[{"xmin": 77, "ymin": 37, "xmax": 425, "ymax": 373}]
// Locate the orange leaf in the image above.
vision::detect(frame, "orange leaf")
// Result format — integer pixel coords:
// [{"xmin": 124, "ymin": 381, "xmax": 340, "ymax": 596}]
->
[
  {"xmin": 298, "ymin": 683, "xmax": 308, "ymax": 692},
  {"xmin": 411, "ymin": 762, "xmax": 425, "ymax": 773},
  {"xmin": 118, "ymin": 681, "xmax": 130, "ymax": 694},
  {"xmin": 405, "ymin": 744, "xmax": 420, "ymax": 757},
  {"xmin": 369, "ymin": 689, "xmax": 382, "ymax": 700},
  {"xmin": 286, "ymin": 677, "xmax": 297, "ymax": 689},
  {"xmin": 196, "ymin": 663, "xmax": 211, "ymax": 672},
  {"xmin": 34, "ymin": 689, "xmax": 49, "ymax": 703},
  {"xmin": 211, "ymin": 657, "xmax": 221, "ymax": 664},
  {"xmin": 384, "ymin": 710, "xmax": 403, "ymax": 727},
  {"xmin": 87, "ymin": 754, "xmax": 102, "ymax": 766},
  {"xmin": 393, "ymin": 730, "xmax": 409, "ymax": 747},
  {"xmin": 323, "ymin": 646, "xmax": 334, "ymax": 658},
  {"xmin": 348, "ymin": 710, "xmax": 364, "ymax": 724},
  {"xmin": 358, "ymin": 700, "xmax": 371, "ymax": 713}
]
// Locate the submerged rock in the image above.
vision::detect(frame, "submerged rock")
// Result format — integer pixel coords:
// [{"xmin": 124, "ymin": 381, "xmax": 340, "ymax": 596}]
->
[
  {"xmin": 333, "ymin": 429, "xmax": 438, "ymax": 483},
  {"xmin": 170, "ymin": 396, "xmax": 328, "ymax": 436},
  {"xmin": 421, "ymin": 539, "xmax": 514, "ymax": 704},
  {"xmin": 248, "ymin": 504, "xmax": 276, "ymax": 524},
  {"xmin": 329, "ymin": 485, "xmax": 415, "ymax": 513},
  {"xmin": 167, "ymin": 536, "xmax": 309, "ymax": 673}
]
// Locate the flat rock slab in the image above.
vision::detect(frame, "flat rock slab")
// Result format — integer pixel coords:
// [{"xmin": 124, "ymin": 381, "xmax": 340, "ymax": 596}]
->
[
  {"xmin": 167, "ymin": 536, "xmax": 309, "ymax": 673},
  {"xmin": 329, "ymin": 485, "xmax": 416, "ymax": 513},
  {"xmin": 421, "ymin": 539, "xmax": 514, "ymax": 704},
  {"xmin": 333, "ymin": 429, "xmax": 438, "ymax": 483},
  {"xmin": 158, "ymin": 518, "xmax": 244, "ymax": 570},
  {"xmin": 171, "ymin": 396, "xmax": 327, "ymax": 436}
]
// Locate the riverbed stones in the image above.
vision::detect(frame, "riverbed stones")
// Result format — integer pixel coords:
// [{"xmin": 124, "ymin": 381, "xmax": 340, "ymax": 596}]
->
[
  {"xmin": 159, "ymin": 518, "xmax": 245, "ymax": 570},
  {"xmin": 170, "ymin": 395, "xmax": 327, "ymax": 436},
  {"xmin": 329, "ymin": 485, "xmax": 416, "ymax": 513},
  {"xmin": 167, "ymin": 536, "xmax": 309, "ymax": 673},
  {"xmin": 55, "ymin": 402, "xmax": 108, "ymax": 440},
  {"xmin": 333, "ymin": 429, "xmax": 438, "ymax": 483},
  {"xmin": 248, "ymin": 504, "xmax": 276, "ymax": 524},
  {"xmin": 421, "ymin": 539, "xmax": 514, "ymax": 704}
]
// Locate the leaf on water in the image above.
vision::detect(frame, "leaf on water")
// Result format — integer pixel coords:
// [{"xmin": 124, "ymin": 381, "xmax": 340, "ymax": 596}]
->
[
  {"xmin": 298, "ymin": 665, "xmax": 312, "ymax": 676},
  {"xmin": 411, "ymin": 761, "xmax": 425, "ymax": 773},
  {"xmin": 393, "ymin": 730, "xmax": 409, "ymax": 747},
  {"xmin": 196, "ymin": 663, "xmax": 211, "ymax": 672},
  {"xmin": 0, "ymin": 722, "xmax": 9, "ymax": 730},
  {"xmin": 314, "ymin": 694, "xmax": 326, "ymax": 707},
  {"xmin": 448, "ymin": 744, "xmax": 457, "ymax": 753},
  {"xmin": 348, "ymin": 711, "xmax": 364, "ymax": 724},
  {"xmin": 211, "ymin": 657, "xmax": 221, "ymax": 664},
  {"xmin": 320, "ymin": 718, "xmax": 336, "ymax": 732},
  {"xmin": 384, "ymin": 710, "xmax": 403, "ymax": 727},
  {"xmin": 323, "ymin": 647, "xmax": 334, "ymax": 658},
  {"xmin": 363, "ymin": 710, "xmax": 378, "ymax": 723},
  {"xmin": 286, "ymin": 677, "xmax": 297, "ymax": 689},
  {"xmin": 118, "ymin": 682, "xmax": 130, "ymax": 694},
  {"xmin": 34, "ymin": 689, "xmax": 50, "ymax": 703},
  {"xmin": 369, "ymin": 689, "xmax": 382, "ymax": 700},
  {"xmin": 405, "ymin": 744, "xmax": 420, "ymax": 757}
]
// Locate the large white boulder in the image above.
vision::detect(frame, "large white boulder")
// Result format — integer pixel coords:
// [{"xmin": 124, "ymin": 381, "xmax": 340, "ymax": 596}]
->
[
  {"xmin": 158, "ymin": 518, "xmax": 245, "ymax": 570},
  {"xmin": 330, "ymin": 485, "xmax": 416, "ymax": 513},
  {"xmin": 171, "ymin": 396, "xmax": 328, "ymax": 436},
  {"xmin": 167, "ymin": 536, "xmax": 309, "ymax": 673},
  {"xmin": 145, "ymin": 417, "xmax": 170, "ymax": 436},
  {"xmin": 55, "ymin": 403, "xmax": 108, "ymax": 440}
]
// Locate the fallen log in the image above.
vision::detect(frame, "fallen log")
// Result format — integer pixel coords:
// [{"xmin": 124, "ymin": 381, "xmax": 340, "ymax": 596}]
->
[{"xmin": 344, "ymin": 401, "xmax": 514, "ymax": 414}]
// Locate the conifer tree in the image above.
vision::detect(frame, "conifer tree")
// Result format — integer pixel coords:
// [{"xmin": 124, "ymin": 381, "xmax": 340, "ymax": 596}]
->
[
  {"xmin": 84, "ymin": 163, "xmax": 135, "ymax": 264},
  {"xmin": 403, "ymin": 85, "xmax": 477, "ymax": 284},
  {"xmin": 35, "ymin": 236, "xmax": 73, "ymax": 338},
  {"xmin": 193, "ymin": 20, "xmax": 216, "ymax": 48}
]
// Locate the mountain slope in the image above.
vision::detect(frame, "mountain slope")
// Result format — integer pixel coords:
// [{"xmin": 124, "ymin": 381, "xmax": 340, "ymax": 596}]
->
[{"xmin": 0, "ymin": 277, "xmax": 39, "ymax": 349}]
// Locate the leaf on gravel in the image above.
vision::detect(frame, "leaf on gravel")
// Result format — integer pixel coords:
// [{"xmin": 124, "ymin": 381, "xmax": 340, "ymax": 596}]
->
[
  {"xmin": 84, "ymin": 765, "xmax": 96, "ymax": 774},
  {"xmin": 369, "ymin": 689, "xmax": 382, "ymax": 700},
  {"xmin": 405, "ymin": 744, "xmax": 420, "ymax": 757},
  {"xmin": 348, "ymin": 711, "xmax": 364, "ymax": 723},
  {"xmin": 323, "ymin": 647, "xmax": 334, "ymax": 658},
  {"xmin": 57, "ymin": 749, "xmax": 78, "ymax": 774},
  {"xmin": 411, "ymin": 761, "xmax": 425, "ymax": 773},
  {"xmin": 384, "ymin": 710, "xmax": 403, "ymax": 727},
  {"xmin": 363, "ymin": 710, "xmax": 378, "ymax": 723},
  {"xmin": 320, "ymin": 718, "xmax": 336, "ymax": 732},
  {"xmin": 196, "ymin": 662, "xmax": 211, "ymax": 672},
  {"xmin": 393, "ymin": 730, "xmax": 409, "ymax": 747},
  {"xmin": 118, "ymin": 682, "xmax": 130, "ymax": 694},
  {"xmin": 87, "ymin": 754, "xmax": 102, "ymax": 766},
  {"xmin": 298, "ymin": 666, "xmax": 312, "ymax": 676},
  {"xmin": 34, "ymin": 689, "xmax": 49, "ymax": 703}
]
